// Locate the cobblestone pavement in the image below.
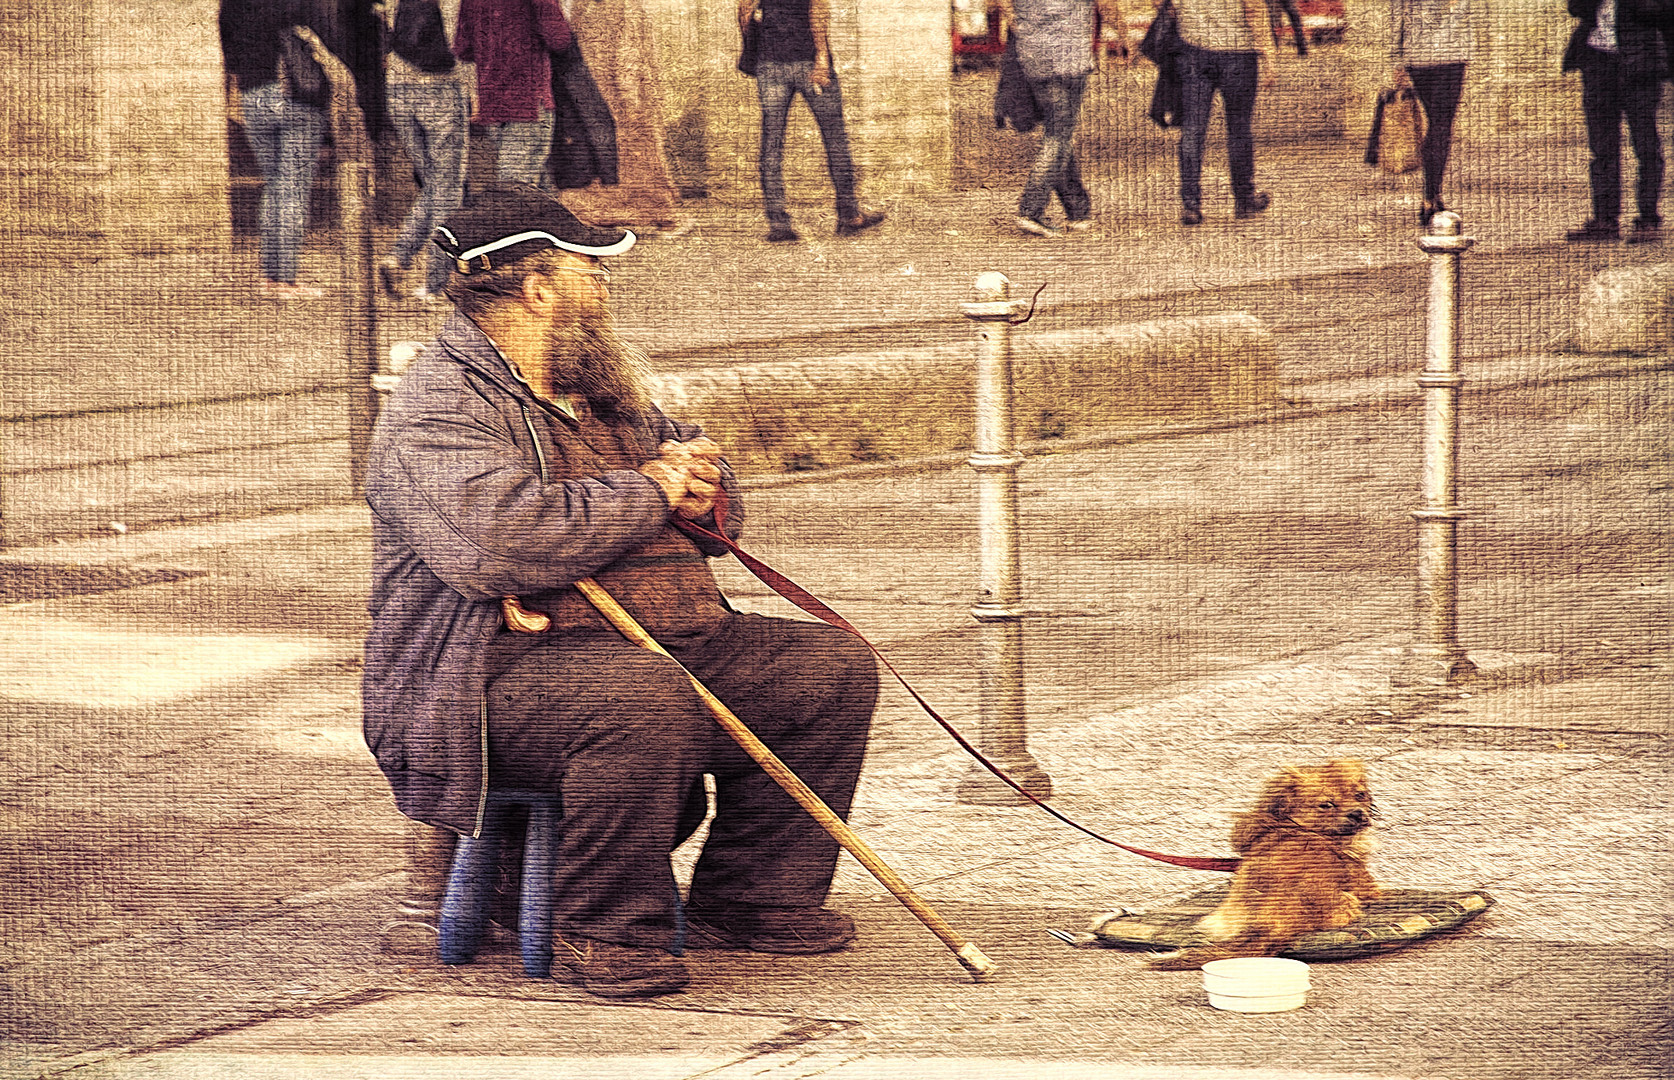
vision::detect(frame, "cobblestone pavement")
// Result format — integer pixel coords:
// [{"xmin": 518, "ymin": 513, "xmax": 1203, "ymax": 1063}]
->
[{"xmin": 1, "ymin": 134, "xmax": 1669, "ymax": 1080}]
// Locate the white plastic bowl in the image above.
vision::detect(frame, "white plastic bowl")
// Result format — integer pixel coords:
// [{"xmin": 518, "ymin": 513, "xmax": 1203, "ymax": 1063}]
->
[{"xmin": 1201, "ymin": 957, "xmax": 1311, "ymax": 1013}]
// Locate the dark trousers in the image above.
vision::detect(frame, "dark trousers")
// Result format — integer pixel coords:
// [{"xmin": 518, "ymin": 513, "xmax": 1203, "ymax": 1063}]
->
[
  {"xmin": 1406, "ymin": 62, "xmax": 1466, "ymax": 204},
  {"xmin": 1019, "ymin": 74, "xmax": 1091, "ymax": 223},
  {"xmin": 1178, "ymin": 44, "xmax": 1260, "ymax": 210},
  {"xmin": 755, "ymin": 60, "xmax": 860, "ymax": 228},
  {"xmin": 1578, "ymin": 49, "xmax": 1665, "ymax": 224},
  {"xmin": 486, "ymin": 612, "xmax": 877, "ymax": 949}
]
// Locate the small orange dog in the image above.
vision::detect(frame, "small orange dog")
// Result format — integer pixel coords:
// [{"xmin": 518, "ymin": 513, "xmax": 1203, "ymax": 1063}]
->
[{"xmin": 1149, "ymin": 759, "xmax": 1382, "ymax": 970}]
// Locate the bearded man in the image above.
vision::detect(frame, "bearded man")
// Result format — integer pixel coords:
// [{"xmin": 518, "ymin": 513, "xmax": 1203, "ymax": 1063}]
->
[{"xmin": 362, "ymin": 184, "xmax": 878, "ymax": 999}]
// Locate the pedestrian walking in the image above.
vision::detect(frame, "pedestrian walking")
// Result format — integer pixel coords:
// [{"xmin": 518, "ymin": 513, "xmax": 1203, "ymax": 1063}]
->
[
  {"xmin": 377, "ymin": 0, "xmax": 473, "ymax": 305},
  {"xmin": 1390, "ymin": 0, "xmax": 1479, "ymax": 228},
  {"xmin": 455, "ymin": 0, "xmax": 573, "ymax": 185},
  {"xmin": 1171, "ymin": 0, "xmax": 1276, "ymax": 225},
  {"xmin": 1000, "ymin": 0, "xmax": 1131, "ymax": 238},
  {"xmin": 1562, "ymin": 0, "xmax": 1669, "ymax": 243},
  {"xmin": 738, "ymin": 0, "xmax": 886, "ymax": 243},
  {"xmin": 219, "ymin": 0, "xmax": 351, "ymax": 298},
  {"xmin": 363, "ymin": 184, "xmax": 879, "ymax": 999}
]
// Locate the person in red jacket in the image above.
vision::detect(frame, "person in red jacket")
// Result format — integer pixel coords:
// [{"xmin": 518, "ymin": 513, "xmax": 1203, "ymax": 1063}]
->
[{"xmin": 455, "ymin": 0, "xmax": 573, "ymax": 183}]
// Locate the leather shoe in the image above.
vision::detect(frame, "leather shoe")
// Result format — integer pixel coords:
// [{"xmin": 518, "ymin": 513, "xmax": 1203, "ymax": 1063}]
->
[
  {"xmin": 686, "ymin": 903, "xmax": 857, "ymax": 954},
  {"xmin": 1016, "ymin": 215, "xmax": 1060, "ymax": 238},
  {"xmin": 766, "ymin": 224, "xmax": 801, "ymax": 243},
  {"xmin": 836, "ymin": 209, "xmax": 886, "ymax": 237},
  {"xmin": 1234, "ymin": 192, "xmax": 1271, "ymax": 219},
  {"xmin": 1179, "ymin": 206, "xmax": 1205, "ymax": 226},
  {"xmin": 1565, "ymin": 219, "xmax": 1620, "ymax": 242},
  {"xmin": 552, "ymin": 935, "xmax": 689, "ymax": 998}
]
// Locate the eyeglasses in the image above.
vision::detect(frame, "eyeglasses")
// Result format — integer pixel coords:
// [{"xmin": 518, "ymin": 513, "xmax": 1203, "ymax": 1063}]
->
[{"xmin": 548, "ymin": 263, "xmax": 611, "ymax": 285}]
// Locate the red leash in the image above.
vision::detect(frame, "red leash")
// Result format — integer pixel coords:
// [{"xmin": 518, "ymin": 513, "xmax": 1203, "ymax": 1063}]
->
[{"xmin": 675, "ymin": 494, "xmax": 1239, "ymax": 874}]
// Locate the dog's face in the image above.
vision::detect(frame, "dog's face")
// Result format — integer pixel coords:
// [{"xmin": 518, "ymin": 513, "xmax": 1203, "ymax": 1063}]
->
[{"xmin": 1259, "ymin": 759, "xmax": 1377, "ymax": 837}]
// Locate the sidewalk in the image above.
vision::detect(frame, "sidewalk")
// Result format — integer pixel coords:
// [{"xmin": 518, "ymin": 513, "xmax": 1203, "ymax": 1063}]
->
[
  {"xmin": 1, "ymin": 344, "xmax": 1667, "ymax": 1078},
  {"xmin": 1, "ymin": 124, "xmax": 1670, "ymax": 1079}
]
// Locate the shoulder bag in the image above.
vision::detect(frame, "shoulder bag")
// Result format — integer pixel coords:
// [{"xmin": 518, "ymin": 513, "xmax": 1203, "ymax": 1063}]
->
[{"xmin": 1365, "ymin": 82, "xmax": 1424, "ymax": 175}]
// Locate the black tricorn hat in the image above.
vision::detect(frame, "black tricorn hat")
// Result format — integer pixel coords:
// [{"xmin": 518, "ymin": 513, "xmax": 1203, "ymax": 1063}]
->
[{"xmin": 433, "ymin": 183, "xmax": 636, "ymax": 274}]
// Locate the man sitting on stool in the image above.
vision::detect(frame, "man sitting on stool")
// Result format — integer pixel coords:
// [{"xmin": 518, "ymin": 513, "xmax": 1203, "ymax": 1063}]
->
[{"xmin": 361, "ymin": 184, "xmax": 878, "ymax": 998}]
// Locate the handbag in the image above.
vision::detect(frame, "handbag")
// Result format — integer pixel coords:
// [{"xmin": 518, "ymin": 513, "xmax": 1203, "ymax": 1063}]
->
[
  {"xmin": 737, "ymin": 2, "xmax": 762, "ymax": 77},
  {"xmin": 1365, "ymin": 84, "xmax": 1424, "ymax": 175},
  {"xmin": 279, "ymin": 26, "xmax": 331, "ymax": 109}
]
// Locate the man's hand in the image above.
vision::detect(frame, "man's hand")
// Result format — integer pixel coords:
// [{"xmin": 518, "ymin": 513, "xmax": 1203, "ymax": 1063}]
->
[
  {"xmin": 810, "ymin": 61, "xmax": 833, "ymax": 91},
  {"xmin": 639, "ymin": 438, "xmax": 726, "ymax": 518},
  {"xmin": 658, "ymin": 437, "xmax": 722, "ymax": 467},
  {"xmin": 673, "ymin": 459, "xmax": 722, "ymax": 519}
]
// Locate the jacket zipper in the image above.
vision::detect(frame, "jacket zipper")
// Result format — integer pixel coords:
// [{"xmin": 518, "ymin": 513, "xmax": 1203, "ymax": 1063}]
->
[
  {"xmin": 522, "ymin": 404, "xmax": 550, "ymax": 483},
  {"xmin": 472, "ymin": 694, "xmax": 489, "ymax": 839}
]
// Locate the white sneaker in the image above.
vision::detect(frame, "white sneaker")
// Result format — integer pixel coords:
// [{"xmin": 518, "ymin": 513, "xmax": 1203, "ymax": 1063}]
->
[
  {"xmin": 1063, "ymin": 218, "xmax": 1093, "ymax": 233},
  {"xmin": 262, "ymin": 280, "xmax": 327, "ymax": 300},
  {"xmin": 1015, "ymin": 216, "xmax": 1060, "ymax": 238}
]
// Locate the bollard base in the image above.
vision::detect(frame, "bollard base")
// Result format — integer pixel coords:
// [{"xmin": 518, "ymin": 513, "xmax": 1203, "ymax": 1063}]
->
[
  {"xmin": 956, "ymin": 756, "xmax": 1053, "ymax": 805},
  {"xmin": 1394, "ymin": 647, "xmax": 1479, "ymax": 689}
]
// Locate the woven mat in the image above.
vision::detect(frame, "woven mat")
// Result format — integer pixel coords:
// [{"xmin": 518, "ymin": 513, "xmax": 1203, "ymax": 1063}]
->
[{"xmin": 1088, "ymin": 886, "xmax": 1495, "ymax": 961}]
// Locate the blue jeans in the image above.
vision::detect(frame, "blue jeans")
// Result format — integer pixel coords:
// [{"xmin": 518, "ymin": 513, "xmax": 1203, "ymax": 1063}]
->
[
  {"xmin": 242, "ymin": 82, "xmax": 328, "ymax": 284},
  {"xmin": 488, "ymin": 109, "xmax": 556, "ymax": 186},
  {"xmin": 1178, "ymin": 45, "xmax": 1260, "ymax": 210},
  {"xmin": 388, "ymin": 80, "xmax": 470, "ymax": 293},
  {"xmin": 755, "ymin": 60, "xmax": 859, "ymax": 227},
  {"xmin": 1019, "ymin": 75, "xmax": 1090, "ymax": 223}
]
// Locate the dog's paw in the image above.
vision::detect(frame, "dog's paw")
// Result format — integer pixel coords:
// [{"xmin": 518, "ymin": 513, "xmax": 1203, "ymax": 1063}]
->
[{"xmin": 1326, "ymin": 891, "xmax": 1365, "ymax": 928}]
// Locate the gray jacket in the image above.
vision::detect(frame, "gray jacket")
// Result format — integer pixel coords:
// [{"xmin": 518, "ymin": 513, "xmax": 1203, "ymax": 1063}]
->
[
  {"xmin": 1012, "ymin": 0, "xmax": 1099, "ymax": 79},
  {"xmin": 361, "ymin": 313, "xmax": 738, "ymax": 836}
]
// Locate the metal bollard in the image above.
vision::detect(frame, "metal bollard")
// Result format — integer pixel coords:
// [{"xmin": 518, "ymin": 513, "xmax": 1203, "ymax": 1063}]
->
[
  {"xmin": 1408, "ymin": 212, "xmax": 1476, "ymax": 683},
  {"xmin": 955, "ymin": 273, "xmax": 1053, "ymax": 805}
]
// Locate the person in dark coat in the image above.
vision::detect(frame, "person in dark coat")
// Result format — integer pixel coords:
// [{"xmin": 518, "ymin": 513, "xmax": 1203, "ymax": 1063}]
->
[
  {"xmin": 362, "ymin": 185, "xmax": 878, "ymax": 1000},
  {"xmin": 548, "ymin": 40, "xmax": 619, "ymax": 191},
  {"xmin": 1562, "ymin": 0, "xmax": 1671, "ymax": 243}
]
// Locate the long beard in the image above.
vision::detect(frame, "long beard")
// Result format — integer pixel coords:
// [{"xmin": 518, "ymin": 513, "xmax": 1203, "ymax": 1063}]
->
[{"xmin": 542, "ymin": 308, "xmax": 653, "ymax": 421}]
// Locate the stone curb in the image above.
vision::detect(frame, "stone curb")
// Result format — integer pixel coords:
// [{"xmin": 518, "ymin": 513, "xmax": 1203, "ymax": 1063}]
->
[
  {"xmin": 1576, "ymin": 261, "xmax": 1674, "ymax": 355},
  {"xmin": 650, "ymin": 314, "xmax": 1277, "ymax": 476}
]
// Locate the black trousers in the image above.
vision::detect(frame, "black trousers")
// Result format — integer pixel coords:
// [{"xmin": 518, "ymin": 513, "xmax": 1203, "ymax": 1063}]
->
[
  {"xmin": 1406, "ymin": 62, "xmax": 1466, "ymax": 204},
  {"xmin": 1578, "ymin": 49, "xmax": 1665, "ymax": 224},
  {"xmin": 486, "ymin": 612, "xmax": 878, "ymax": 949},
  {"xmin": 1178, "ymin": 45, "xmax": 1260, "ymax": 209}
]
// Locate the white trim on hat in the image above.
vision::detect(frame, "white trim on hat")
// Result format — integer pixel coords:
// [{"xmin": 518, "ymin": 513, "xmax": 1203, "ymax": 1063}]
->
[{"xmin": 455, "ymin": 228, "xmax": 636, "ymax": 265}]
